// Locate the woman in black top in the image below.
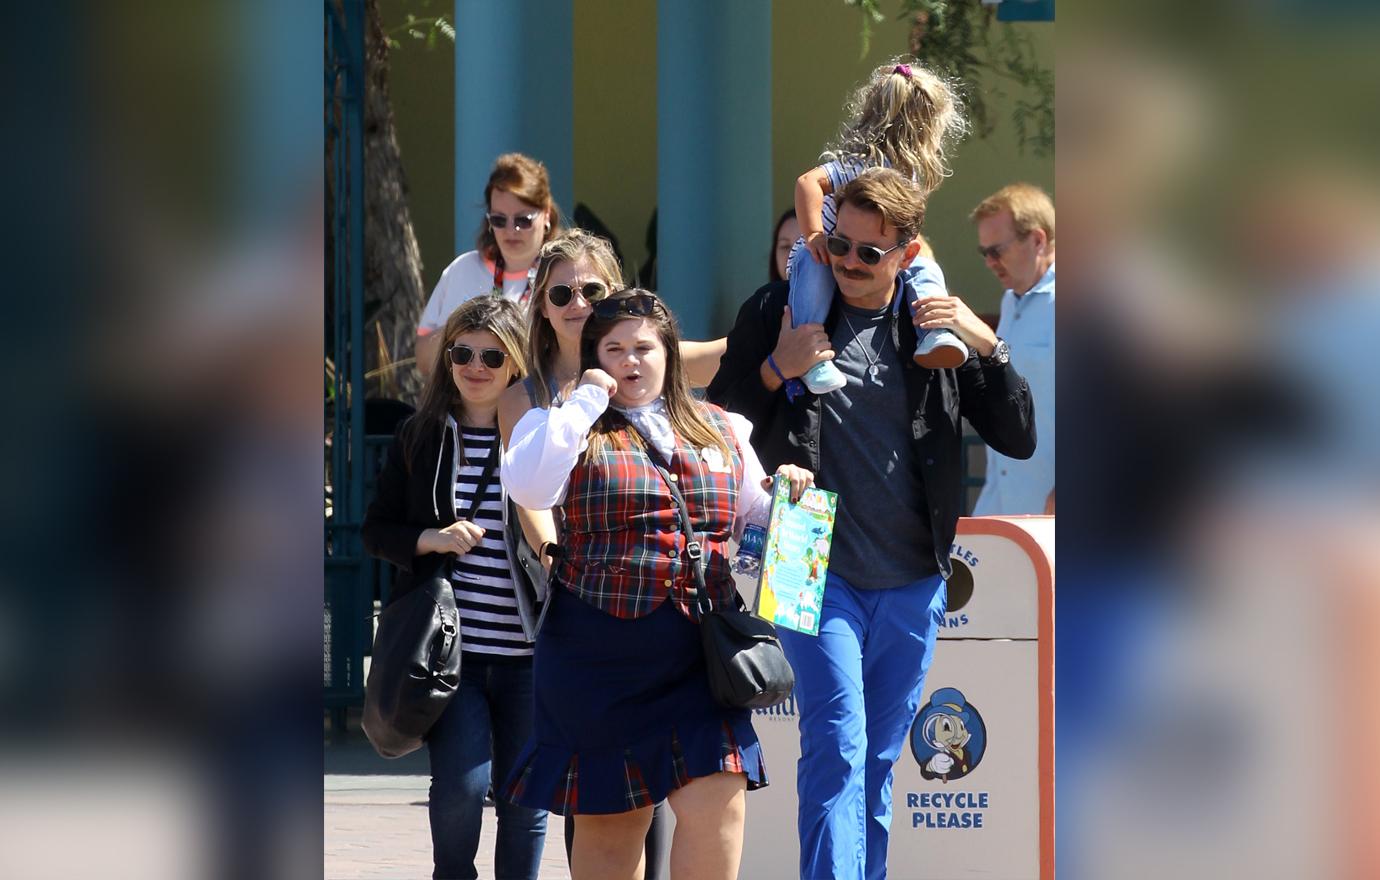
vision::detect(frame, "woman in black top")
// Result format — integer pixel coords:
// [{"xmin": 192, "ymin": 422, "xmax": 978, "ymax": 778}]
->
[{"xmin": 363, "ymin": 295, "xmax": 546, "ymax": 880}]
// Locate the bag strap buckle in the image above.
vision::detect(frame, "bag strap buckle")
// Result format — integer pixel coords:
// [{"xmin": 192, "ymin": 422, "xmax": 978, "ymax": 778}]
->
[{"xmin": 433, "ymin": 618, "xmax": 459, "ymax": 673}]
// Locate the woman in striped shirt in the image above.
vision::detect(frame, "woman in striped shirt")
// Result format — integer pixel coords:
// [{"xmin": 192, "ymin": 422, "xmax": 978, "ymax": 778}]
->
[{"xmin": 363, "ymin": 295, "xmax": 547, "ymax": 880}]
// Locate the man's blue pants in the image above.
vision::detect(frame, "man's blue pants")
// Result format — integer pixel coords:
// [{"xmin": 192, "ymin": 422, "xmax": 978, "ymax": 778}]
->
[{"xmin": 777, "ymin": 571, "xmax": 947, "ymax": 880}]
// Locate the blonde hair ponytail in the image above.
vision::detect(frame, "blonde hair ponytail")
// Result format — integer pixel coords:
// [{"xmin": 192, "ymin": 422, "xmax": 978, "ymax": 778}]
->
[{"xmin": 826, "ymin": 57, "xmax": 969, "ymax": 198}]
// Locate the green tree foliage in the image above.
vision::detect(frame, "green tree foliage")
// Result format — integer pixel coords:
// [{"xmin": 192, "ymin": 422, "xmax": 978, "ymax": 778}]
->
[
  {"xmin": 845, "ymin": 0, "xmax": 1053, "ymax": 155},
  {"xmin": 382, "ymin": 0, "xmax": 454, "ymax": 51}
]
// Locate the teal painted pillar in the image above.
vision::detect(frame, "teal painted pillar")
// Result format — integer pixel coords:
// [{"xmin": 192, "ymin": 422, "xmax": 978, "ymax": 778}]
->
[
  {"xmin": 657, "ymin": 0, "xmax": 772, "ymax": 339},
  {"xmin": 240, "ymin": 0, "xmax": 320, "ymax": 227},
  {"xmin": 454, "ymin": 0, "xmax": 574, "ymax": 253}
]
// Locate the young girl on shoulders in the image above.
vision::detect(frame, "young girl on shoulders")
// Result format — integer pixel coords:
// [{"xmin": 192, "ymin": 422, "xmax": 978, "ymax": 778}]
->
[{"xmin": 791, "ymin": 57, "xmax": 970, "ymax": 394}]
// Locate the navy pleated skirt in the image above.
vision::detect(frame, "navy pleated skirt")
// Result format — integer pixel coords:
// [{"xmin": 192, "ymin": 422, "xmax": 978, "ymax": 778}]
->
[{"xmin": 502, "ymin": 584, "xmax": 768, "ymax": 815}]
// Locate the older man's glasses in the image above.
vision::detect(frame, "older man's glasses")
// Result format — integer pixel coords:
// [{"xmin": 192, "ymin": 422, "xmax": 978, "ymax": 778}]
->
[
  {"xmin": 825, "ymin": 234, "xmax": 904, "ymax": 266},
  {"xmin": 546, "ymin": 281, "xmax": 609, "ymax": 308},
  {"xmin": 977, "ymin": 235, "xmax": 1025, "ymax": 261},
  {"xmin": 447, "ymin": 344, "xmax": 508, "ymax": 369},
  {"xmin": 486, "ymin": 211, "xmax": 538, "ymax": 231},
  {"xmin": 591, "ymin": 293, "xmax": 659, "ymax": 320}
]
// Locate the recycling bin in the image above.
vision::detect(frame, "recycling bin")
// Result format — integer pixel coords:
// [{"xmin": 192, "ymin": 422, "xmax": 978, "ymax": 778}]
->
[{"xmin": 737, "ymin": 515, "xmax": 1055, "ymax": 880}]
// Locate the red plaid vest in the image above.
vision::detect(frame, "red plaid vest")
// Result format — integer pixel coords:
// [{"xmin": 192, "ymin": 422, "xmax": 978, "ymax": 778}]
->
[{"xmin": 554, "ymin": 405, "xmax": 744, "ymax": 619}]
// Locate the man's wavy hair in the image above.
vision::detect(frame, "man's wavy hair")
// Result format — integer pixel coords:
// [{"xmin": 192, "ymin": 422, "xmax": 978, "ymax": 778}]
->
[{"xmin": 834, "ymin": 167, "xmax": 926, "ymax": 245}]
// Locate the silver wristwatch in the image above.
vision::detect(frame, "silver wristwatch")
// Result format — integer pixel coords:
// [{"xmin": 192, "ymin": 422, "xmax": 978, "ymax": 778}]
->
[{"xmin": 979, "ymin": 339, "xmax": 1011, "ymax": 366}]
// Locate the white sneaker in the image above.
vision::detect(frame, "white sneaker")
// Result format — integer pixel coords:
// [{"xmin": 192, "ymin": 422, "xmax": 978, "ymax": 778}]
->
[
  {"xmin": 914, "ymin": 329, "xmax": 969, "ymax": 369},
  {"xmin": 802, "ymin": 360, "xmax": 848, "ymax": 394}
]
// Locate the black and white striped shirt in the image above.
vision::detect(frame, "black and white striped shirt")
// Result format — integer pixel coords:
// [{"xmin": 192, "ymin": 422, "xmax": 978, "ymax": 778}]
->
[{"xmin": 447, "ymin": 422, "xmax": 531, "ymax": 658}]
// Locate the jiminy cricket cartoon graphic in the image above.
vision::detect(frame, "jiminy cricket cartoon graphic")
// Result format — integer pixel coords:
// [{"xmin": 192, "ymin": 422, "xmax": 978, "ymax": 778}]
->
[{"xmin": 912, "ymin": 687, "xmax": 988, "ymax": 782}]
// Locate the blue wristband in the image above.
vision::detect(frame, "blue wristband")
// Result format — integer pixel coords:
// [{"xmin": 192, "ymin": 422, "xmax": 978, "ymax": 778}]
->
[{"xmin": 767, "ymin": 354, "xmax": 804, "ymax": 403}]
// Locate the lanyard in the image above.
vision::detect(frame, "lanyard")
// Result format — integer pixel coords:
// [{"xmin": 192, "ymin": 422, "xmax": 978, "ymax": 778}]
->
[{"xmin": 492, "ymin": 261, "xmax": 537, "ymax": 306}]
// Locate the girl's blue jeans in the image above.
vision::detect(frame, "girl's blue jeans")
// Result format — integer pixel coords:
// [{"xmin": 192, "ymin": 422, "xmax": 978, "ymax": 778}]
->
[{"xmin": 425, "ymin": 654, "xmax": 547, "ymax": 880}]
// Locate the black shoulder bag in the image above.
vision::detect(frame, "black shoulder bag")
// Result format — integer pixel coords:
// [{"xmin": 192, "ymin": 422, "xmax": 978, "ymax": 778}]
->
[
  {"xmin": 362, "ymin": 437, "xmax": 500, "ymax": 758},
  {"xmin": 638, "ymin": 435, "xmax": 794, "ymax": 710}
]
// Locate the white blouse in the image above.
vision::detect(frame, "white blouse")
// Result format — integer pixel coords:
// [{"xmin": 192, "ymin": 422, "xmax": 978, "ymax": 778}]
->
[{"xmin": 501, "ymin": 384, "xmax": 774, "ymax": 536}]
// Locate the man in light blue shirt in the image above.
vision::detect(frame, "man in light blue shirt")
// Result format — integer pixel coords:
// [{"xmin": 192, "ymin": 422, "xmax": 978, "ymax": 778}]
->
[{"xmin": 971, "ymin": 184, "xmax": 1056, "ymax": 515}]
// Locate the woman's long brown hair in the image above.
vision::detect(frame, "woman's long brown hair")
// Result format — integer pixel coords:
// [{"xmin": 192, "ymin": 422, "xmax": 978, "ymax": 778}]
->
[
  {"xmin": 401, "ymin": 295, "xmax": 528, "ymax": 470},
  {"xmin": 577, "ymin": 290, "xmax": 732, "ymax": 465},
  {"xmin": 474, "ymin": 153, "xmax": 562, "ymax": 277}
]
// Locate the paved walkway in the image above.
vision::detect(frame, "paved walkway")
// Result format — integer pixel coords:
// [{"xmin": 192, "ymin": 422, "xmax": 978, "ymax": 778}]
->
[{"xmin": 325, "ymin": 739, "xmax": 570, "ymax": 880}]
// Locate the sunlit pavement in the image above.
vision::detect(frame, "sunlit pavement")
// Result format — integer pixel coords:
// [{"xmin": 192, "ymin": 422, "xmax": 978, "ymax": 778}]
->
[{"xmin": 325, "ymin": 740, "xmax": 570, "ymax": 879}]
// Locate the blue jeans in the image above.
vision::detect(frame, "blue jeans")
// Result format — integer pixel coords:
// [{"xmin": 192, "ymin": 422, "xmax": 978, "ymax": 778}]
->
[
  {"xmin": 426, "ymin": 655, "xmax": 547, "ymax": 880},
  {"xmin": 787, "ymin": 241, "xmax": 947, "ymax": 349},
  {"xmin": 777, "ymin": 571, "xmax": 947, "ymax": 880}
]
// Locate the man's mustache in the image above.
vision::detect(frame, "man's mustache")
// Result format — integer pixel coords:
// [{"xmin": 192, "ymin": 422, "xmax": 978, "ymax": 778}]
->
[{"xmin": 836, "ymin": 267, "xmax": 871, "ymax": 280}]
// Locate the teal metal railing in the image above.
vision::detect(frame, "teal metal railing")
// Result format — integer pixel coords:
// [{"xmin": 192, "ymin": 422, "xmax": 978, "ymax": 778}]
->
[{"xmin": 325, "ymin": 0, "xmax": 367, "ymax": 728}]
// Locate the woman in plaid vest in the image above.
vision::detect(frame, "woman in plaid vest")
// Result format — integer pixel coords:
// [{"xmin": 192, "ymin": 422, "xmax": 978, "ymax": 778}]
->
[
  {"xmin": 502, "ymin": 290, "xmax": 813, "ymax": 880},
  {"xmin": 497, "ymin": 229, "xmax": 679, "ymax": 876}
]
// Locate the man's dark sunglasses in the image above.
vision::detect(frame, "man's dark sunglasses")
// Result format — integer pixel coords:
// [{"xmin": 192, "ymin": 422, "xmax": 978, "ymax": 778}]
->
[
  {"xmin": 546, "ymin": 281, "xmax": 609, "ymax": 307},
  {"xmin": 486, "ymin": 211, "xmax": 538, "ymax": 231},
  {"xmin": 447, "ymin": 344, "xmax": 508, "ymax": 369},
  {"xmin": 977, "ymin": 234, "xmax": 1025, "ymax": 261},
  {"xmin": 591, "ymin": 292, "xmax": 659, "ymax": 320},
  {"xmin": 825, "ymin": 234, "xmax": 904, "ymax": 266}
]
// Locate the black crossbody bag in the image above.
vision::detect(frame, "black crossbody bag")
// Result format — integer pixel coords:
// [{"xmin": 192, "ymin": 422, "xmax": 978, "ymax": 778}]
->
[
  {"xmin": 636, "ymin": 433, "xmax": 794, "ymax": 710},
  {"xmin": 362, "ymin": 438, "xmax": 499, "ymax": 758}
]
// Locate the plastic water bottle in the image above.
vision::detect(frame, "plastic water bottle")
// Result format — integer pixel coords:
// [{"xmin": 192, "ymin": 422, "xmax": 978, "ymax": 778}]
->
[{"xmin": 732, "ymin": 523, "xmax": 768, "ymax": 576}]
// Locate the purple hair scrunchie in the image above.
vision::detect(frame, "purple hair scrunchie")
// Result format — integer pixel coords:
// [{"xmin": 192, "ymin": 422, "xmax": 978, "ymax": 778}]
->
[{"xmin": 893, "ymin": 63, "xmax": 913, "ymax": 79}]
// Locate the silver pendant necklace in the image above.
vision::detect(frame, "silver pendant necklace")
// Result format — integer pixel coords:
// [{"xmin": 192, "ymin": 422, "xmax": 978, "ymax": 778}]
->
[{"xmin": 841, "ymin": 308, "xmax": 884, "ymax": 384}]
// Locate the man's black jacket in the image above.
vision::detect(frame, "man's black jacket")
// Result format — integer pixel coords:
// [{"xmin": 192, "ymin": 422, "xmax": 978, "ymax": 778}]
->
[{"xmin": 706, "ymin": 280, "xmax": 1037, "ymax": 580}]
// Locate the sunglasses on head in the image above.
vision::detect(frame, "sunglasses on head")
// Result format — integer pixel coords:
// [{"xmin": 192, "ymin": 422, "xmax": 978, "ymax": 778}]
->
[
  {"xmin": 546, "ymin": 281, "xmax": 609, "ymax": 308},
  {"xmin": 591, "ymin": 292, "xmax": 659, "ymax": 320},
  {"xmin": 825, "ymin": 234, "xmax": 905, "ymax": 266},
  {"xmin": 486, "ymin": 211, "xmax": 539, "ymax": 231},
  {"xmin": 447, "ymin": 344, "xmax": 508, "ymax": 369}
]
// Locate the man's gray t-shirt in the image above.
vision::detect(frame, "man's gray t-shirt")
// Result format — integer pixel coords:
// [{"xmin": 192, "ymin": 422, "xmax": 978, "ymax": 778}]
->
[{"xmin": 815, "ymin": 299, "xmax": 937, "ymax": 589}]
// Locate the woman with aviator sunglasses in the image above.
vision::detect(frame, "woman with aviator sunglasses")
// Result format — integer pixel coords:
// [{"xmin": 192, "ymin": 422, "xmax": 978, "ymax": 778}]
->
[
  {"xmin": 500, "ymin": 288, "xmax": 812, "ymax": 880},
  {"xmin": 499, "ymin": 230, "xmax": 726, "ymax": 449},
  {"xmin": 364, "ymin": 295, "xmax": 550, "ymax": 880},
  {"xmin": 417, "ymin": 153, "xmax": 562, "ymax": 376}
]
